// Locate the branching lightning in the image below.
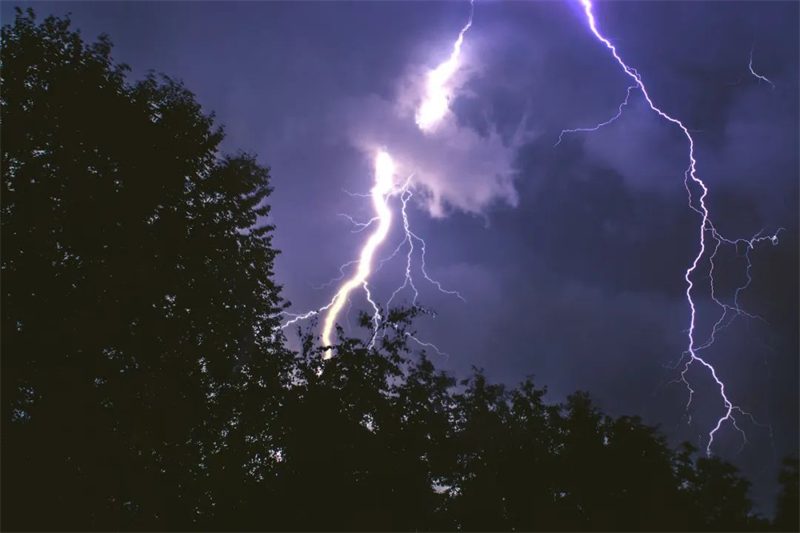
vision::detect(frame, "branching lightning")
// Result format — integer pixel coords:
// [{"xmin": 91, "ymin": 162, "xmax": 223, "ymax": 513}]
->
[
  {"xmin": 569, "ymin": 0, "xmax": 781, "ymax": 455},
  {"xmin": 694, "ymin": 229, "xmax": 782, "ymax": 354},
  {"xmin": 416, "ymin": 0, "xmax": 475, "ymax": 132},
  {"xmin": 283, "ymin": 158, "xmax": 464, "ymax": 357},
  {"xmin": 338, "ymin": 213, "xmax": 380, "ymax": 234},
  {"xmin": 309, "ymin": 260, "xmax": 360, "ymax": 291},
  {"xmin": 406, "ymin": 333, "xmax": 451, "ymax": 360},
  {"xmin": 749, "ymin": 43, "xmax": 776, "ymax": 89},
  {"xmin": 316, "ymin": 150, "xmax": 396, "ymax": 354},
  {"xmin": 282, "ymin": 1, "xmax": 474, "ymax": 358},
  {"xmin": 555, "ymin": 84, "xmax": 638, "ymax": 147},
  {"xmin": 280, "ymin": 151, "xmax": 399, "ymax": 357},
  {"xmin": 387, "ymin": 183, "xmax": 466, "ymax": 310},
  {"xmin": 282, "ymin": 1, "xmax": 780, "ymax": 456}
]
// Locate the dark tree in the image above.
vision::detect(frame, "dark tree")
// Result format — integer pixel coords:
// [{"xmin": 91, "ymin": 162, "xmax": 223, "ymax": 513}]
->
[
  {"xmin": 1, "ymin": 9, "xmax": 288, "ymax": 530},
  {"xmin": 774, "ymin": 455, "xmax": 799, "ymax": 532}
]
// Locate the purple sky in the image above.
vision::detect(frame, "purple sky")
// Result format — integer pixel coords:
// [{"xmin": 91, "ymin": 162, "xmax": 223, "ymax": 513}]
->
[{"xmin": 5, "ymin": 0, "xmax": 797, "ymax": 513}]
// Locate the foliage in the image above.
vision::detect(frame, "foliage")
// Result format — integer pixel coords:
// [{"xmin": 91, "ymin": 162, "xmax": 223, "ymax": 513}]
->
[
  {"xmin": 1, "ymin": 8, "xmax": 289, "ymax": 530},
  {"xmin": 775, "ymin": 455, "xmax": 799, "ymax": 532}
]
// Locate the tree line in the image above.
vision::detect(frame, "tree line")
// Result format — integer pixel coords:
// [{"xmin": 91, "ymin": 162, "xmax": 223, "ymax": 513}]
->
[{"xmin": 2, "ymin": 9, "xmax": 797, "ymax": 532}]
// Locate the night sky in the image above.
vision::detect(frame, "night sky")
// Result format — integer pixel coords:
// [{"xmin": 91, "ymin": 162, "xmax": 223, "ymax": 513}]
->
[{"xmin": 4, "ymin": 0, "xmax": 797, "ymax": 514}]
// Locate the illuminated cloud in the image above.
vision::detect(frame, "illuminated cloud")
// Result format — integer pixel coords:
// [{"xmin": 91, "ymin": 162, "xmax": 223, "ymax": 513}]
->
[{"xmin": 346, "ymin": 96, "xmax": 519, "ymax": 217}]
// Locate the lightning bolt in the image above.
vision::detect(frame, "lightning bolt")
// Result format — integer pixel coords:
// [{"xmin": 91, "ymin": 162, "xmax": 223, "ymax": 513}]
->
[
  {"xmin": 284, "ymin": 0, "xmax": 779, "ymax": 452},
  {"xmin": 338, "ymin": 213, "xmax": 380, "ymax": 234},
  {"xmin": 555, "ymin": 84, "xmax": 638, "ymax": 147},
  {"xmin": 281, "ymin": 150, "xmax": 398, "ymax": 357},
  {"xmin": 308, "ymin": 259, "xmax": 359, "ymax": 291},
  {"xmin": 573, "ymin": 0, "xmax": 781, "ymax": 455},
  {"xmin": 316, "ymin": 150, "xmax": 396, "ymax": 354},
  {"xmin": 387, "ymin": 183, "xmax": 466, "ymax": 310},
  {"xmin": 406, "ymin": 333, "xmax": 451, "ymax": 361},
  {"xmin": 283, "ymin": 160, "xmax": 463, "ymax": 357},
  {"xmin": 694, "ymin": 229, "xmax": 782, "ymax": 355},
  {"xmin": 416, "ymin": 0, "xmax": 474, "ymax": 132},
  {"xmin": 749, "ymin": 43, "xmax": 775, "ymax": 89},
  {"xmin": 283, "ymin": 1, "xmax": 473, "ymax": 357}
]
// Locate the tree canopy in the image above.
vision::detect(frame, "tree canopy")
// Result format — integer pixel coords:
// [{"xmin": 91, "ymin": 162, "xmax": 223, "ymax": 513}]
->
[{"xmin": 1, "ymin": 9, "xmax": 796, "ymax": 532}]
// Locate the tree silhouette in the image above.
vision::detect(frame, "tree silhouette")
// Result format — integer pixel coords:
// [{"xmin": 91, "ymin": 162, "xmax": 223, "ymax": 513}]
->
[
  {"xmin": 774, "ymin": 455, "xmax": 799, "ymax": 532},
  {"xmin": 2, "ymin": 9, "xmax": 794, "ymax": 533},
  {"xmin": 2, "ymin": 9, "xmax": 289, "ymax": 530}
]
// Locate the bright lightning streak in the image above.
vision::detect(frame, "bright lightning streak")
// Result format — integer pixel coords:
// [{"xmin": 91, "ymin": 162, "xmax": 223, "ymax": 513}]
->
[
  {"xmin": 317, "ymin": 151, "xmax": 396, "ymax": 354},
  {"xmin": 416, "ymin": 0, "xmax": 475, "ymax": 132},
  {"xmin": 285, "ymin": 165, "xmax": 466, "ymax": 361},
  {"xmin": 576, "ymin": 0, "xmax": 780, "ymax": 455},
  {"xmin": 749, "ymin": 43, "xmax": 775, "ymax": 89},
  {"xmin": 284, "ymin": 4, "xmax": 474, "ymax": 356}
]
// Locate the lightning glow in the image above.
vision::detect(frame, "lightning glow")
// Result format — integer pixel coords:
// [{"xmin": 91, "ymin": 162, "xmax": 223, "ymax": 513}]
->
[
  {"xmin": 284, "ymin": 4, "xmax": 474, "ymax": 357},
  {"xmin": 415, "ymin": 0, "xmax": 475, "ymax": 132},
  {"xmin": 317, "ymin": 150, "xmax": 396, "ymax": 353},
  {"xmin": 282, "ymin": 1, "xmax": 780, "ymax": 454},
  {"xmin": 574, "ymin": 0, "xmax": 780, "ymax": 455},
  {"xmin": 283, "ymin": 154, "xmax": 462, "ymax": 356}
]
